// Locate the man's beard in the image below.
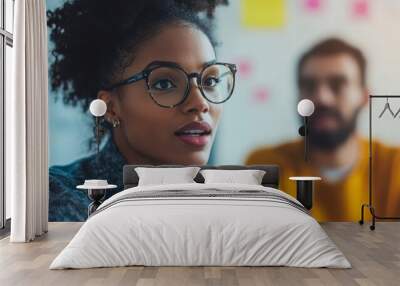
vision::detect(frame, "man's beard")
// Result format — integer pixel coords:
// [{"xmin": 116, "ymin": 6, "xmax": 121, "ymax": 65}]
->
[{"xmin": 307, "ymin": 107, "xmax": 361, "ymax": 151}]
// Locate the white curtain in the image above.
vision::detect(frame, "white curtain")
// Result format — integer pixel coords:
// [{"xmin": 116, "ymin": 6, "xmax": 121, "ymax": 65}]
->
[{"xmin": 7, "ymin": 0, "xmax": 49, "ymax": 242}]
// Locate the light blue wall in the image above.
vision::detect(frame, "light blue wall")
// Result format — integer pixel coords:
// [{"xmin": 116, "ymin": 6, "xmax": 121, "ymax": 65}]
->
[
  {"xmin": 47, "ymin": 0, "xmax": 93, "ymax": 166},
  {"xmin": 212, "ymin": 0, "xmax": 400, "ymax": 164}
]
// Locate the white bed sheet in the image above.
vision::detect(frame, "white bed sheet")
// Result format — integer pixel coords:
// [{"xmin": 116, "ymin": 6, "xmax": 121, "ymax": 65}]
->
[{"xmin": 50, "ymin": 183, "xmax": 351, "ymax": 269}]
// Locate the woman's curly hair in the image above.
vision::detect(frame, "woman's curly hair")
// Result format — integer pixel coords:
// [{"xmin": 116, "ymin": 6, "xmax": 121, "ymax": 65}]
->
[{"xmin": 47, "ymin": 0, "xmax": 229, "ymax": 111}]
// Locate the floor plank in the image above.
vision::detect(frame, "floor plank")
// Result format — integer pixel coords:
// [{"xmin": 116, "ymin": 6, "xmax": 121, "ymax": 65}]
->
[{"xmin": 0, "ymin": 222, "xmax": 399, "ymax": 286}]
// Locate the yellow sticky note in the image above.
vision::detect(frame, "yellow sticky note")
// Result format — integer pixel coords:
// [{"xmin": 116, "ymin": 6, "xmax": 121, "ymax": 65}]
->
[{"xmin": 241, "ymin": 0, "xmax": 286, "ymax": 28}]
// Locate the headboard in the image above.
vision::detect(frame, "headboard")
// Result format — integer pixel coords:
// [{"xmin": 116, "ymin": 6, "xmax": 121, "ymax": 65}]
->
[{"xmin": 123, "ymin": 165, "xmax": 280, "ymax": 189}]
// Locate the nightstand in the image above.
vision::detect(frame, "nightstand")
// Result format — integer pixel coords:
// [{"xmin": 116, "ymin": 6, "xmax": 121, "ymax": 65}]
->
[
  {"xmin": 289, "ymin": 176, "xmax": 321, "ymax": 210},
  {"xmin": 77, "ymin": 180, "xmax": 117, "ymax": 217}
]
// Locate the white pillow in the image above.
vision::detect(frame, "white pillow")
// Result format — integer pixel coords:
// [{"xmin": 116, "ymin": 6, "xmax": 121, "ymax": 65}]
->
[
  {"xmin": 135, "ymin": 167, "xmax": 200, "ymax": 186},
  {"xmin": 200, "ymin": 169, "xmax": 266, "ymax": 185}
]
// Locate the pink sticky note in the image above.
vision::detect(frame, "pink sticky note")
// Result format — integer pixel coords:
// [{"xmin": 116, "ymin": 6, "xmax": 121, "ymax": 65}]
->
[
  {"xmin": 352, "ymin": 0, "xmax": 369, "ymax": 18},
  {"xmin": 252, "ymin": 87, "xmax": 269, "ymax": 104},
  {"xmin": 237, "ymin": 59, "xmax": 253, "ymax": 78},
  {"xmin": 304, "ymin": 0, "xmax": 322, "ymax": 12}
]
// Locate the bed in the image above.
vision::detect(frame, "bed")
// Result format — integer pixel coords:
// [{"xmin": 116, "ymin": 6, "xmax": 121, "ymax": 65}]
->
[{"xmin": 50, "ymin": 165, "xmax": 351, "ymax": 269}]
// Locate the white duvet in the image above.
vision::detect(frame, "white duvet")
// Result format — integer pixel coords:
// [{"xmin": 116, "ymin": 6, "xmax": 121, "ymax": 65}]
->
[{"xmin": 50, "ymin": 183, "xmax": 351, "ymax": 269}]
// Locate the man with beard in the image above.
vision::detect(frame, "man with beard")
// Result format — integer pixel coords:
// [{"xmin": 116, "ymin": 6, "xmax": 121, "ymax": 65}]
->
[{"xmin": 246, "ymin": 38, "xmax": 400, "ymax": 221}]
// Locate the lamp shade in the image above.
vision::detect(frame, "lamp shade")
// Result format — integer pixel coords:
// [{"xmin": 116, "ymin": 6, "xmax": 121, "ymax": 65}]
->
[
  {"xmin": 89, "ymin": 99, "xmax": 107, "ymax": 117},
  {"xmin": 297, "ymin": 99, "xmax": 315, "ymax": 117}
]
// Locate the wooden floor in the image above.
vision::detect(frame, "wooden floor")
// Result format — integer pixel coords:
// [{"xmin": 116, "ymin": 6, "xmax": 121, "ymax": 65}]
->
[{"xmin": 0, "ymin": 222, "xmax": 399, "ymax": 286}]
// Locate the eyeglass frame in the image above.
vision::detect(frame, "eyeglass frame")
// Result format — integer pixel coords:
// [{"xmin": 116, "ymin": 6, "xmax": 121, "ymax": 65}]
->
[{"xmin": 103, "ymin": 60, "xmax": 237, "ymax": 108}]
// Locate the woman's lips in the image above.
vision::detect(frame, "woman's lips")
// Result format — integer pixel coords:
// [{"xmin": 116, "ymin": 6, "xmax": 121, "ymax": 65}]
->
[
  {"xmin": 174, "ymin": 121, "xmax": 212, "ymax": 147},
  {"xmin": 176, "ymin": 134, "xmax": 210, "ymax": 147}
]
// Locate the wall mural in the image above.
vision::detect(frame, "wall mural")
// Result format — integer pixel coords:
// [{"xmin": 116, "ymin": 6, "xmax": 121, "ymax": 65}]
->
[{"xmin": 47, "ymin": 0, "xmax": 400, "ymax": 222}]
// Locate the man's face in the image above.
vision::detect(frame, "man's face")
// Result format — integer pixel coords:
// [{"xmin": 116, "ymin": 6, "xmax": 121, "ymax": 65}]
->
[{"xmin": 298, "ymin": 54, "xmax": 368, "ymax": 150}]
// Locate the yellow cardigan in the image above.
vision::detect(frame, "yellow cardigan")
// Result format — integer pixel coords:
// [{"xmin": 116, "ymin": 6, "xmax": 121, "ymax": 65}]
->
[{"xmin": 245, "ymin": 137, "xmax": 400, "ymax": 221}]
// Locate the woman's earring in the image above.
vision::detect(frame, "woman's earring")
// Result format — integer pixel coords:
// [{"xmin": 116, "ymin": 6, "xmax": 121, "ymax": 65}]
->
[{"xmin": 112, "ymin": 118, "xmax": 120, "ymax": 128}]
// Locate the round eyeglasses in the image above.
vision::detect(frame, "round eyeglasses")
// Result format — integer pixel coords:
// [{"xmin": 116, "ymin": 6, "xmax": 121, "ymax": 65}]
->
[{"xmin": 104, "ymin": 61, "xmax": 237, "ymax": 108}]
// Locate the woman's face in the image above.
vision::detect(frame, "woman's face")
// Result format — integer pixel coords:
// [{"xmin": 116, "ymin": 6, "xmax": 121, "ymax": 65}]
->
[{"xmin": 102, "ymin": 23, "xmax": 223, "ymax": 165}]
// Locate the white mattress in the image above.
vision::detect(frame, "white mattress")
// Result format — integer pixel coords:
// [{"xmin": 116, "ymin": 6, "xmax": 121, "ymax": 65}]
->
[{"xmin": 50, "ymin": 183, "xmax": 351, "ymax": 269}]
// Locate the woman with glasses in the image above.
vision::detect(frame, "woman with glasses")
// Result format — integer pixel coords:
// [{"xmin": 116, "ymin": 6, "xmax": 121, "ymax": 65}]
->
[{"xmin": 47, "ymin": 0, "xmax": 235, "ymax": 221}]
